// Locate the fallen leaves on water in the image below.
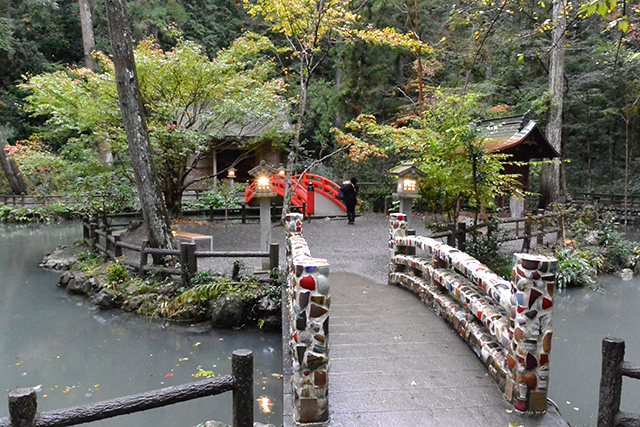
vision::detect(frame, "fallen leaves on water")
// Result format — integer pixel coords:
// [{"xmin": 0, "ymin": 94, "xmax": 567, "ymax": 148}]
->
[{"xmin": 271, "ymin": 373, "xmax": 283, "ymax": 379}]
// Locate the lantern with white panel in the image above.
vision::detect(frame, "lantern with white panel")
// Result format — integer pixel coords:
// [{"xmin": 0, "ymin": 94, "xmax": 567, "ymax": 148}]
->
[{"xmin": 390, "ymin": 162, "xmax": 426, "ymax": 228}]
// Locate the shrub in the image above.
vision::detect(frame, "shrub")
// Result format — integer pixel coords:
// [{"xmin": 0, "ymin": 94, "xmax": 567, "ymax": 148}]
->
[
  {"xmin": 554, "ymin": 247, "xmax": 601, "ymax": 290},
  {"xmin": 105, "ymin": 258, "xmax": 130, "ymax": 288},
  {"xmin": 183, "ymin": 184, "xmax": 244, "ymax": 210}
]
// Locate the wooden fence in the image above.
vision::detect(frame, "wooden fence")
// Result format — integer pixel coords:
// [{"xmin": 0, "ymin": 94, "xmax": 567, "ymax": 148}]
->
[
  {"xmin": 389, "ymin": 213, "xmax": 557, "ymax": 413},
  {"xmin": 428, "ymin": 210, "xmax": 562, "ymax": 252},
  {"xmin": 598, "ymin": 338, "xmax": 640, "ymax": 427},
  {"xmin": 83, "ymin": 218, "xmax": 279, "ymax": 287},
  {"xmin": 0, "ymin": 194, "xmax": 71, "ymax": 206},
  {"xmin": 0, "ymin": 349, "xmax": 253, "ymax": 427}
]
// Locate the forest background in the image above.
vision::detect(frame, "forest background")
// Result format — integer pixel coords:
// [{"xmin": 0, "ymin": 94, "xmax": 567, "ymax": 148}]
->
[{"xmin": 0, "ymin": 0, "xmax": 639, "ymax": 213}]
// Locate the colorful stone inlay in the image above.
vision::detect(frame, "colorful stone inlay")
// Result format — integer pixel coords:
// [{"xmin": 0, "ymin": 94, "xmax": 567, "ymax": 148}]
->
[
  {"xmin": 388, "ymin": 214, "xmax": 556, "ymax": 414},
  {"xmin": 286, "ymin": 213, "xmax": 330, "ymax": 423}
]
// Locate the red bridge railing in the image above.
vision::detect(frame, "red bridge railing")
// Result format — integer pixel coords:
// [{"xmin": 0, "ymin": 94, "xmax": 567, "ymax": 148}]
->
[{"xmin": 245, "ymin": 174, "xmax": 346, "ymax": 215}]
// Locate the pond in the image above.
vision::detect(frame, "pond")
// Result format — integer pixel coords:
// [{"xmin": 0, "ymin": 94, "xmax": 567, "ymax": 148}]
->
[
  {"xmin": 0, "ymin": 222, "xmax": 282, "ymax": 426},
  {"xmin": 550, "ymin": 274, "xmax": 640, "ymax": 426}
]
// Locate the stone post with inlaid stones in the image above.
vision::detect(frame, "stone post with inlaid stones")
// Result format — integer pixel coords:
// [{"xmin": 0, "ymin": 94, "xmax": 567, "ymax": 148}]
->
[
  {"xmin": 285, "ymin": 213, "xmax": 330, "ymax": 423},
  {"xmin": 388, "ymin": 213, "xmax": 408, "ymax": 279},
  {"xmin": 506, "ymin": 253, "xmax": 557, "ymax": 413}
]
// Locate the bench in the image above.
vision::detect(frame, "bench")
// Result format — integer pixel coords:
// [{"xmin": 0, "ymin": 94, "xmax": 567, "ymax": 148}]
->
[{"xmin": 172, "ymin": 231, "xmax": 213, "ymax": 251}]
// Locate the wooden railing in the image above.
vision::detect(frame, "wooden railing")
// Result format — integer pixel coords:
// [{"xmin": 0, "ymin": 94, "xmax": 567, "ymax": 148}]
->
[
  {"xmin": 389, "ymin": 213, "xmax": 557, "ymax": 413},
  {"xmin": 82, "ymin": 218, "xmax": 279, "ymax": 287},
  {"xmin": 0, "ymin": 194, "xmax": 73, "ymax": 206},
  {"xmin": 0, "ymin": 349, "xmax": 253, "ymax": 427},
  {"xmin": 429, "ymin": 211, "xmax": 563, "ymax": 253},
  {"xmin": 598, "ymin": 338, "xmax": 640, "ymax": 427}
]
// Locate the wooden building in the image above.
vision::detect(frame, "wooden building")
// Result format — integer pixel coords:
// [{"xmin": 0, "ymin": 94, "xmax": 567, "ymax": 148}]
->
[
  {"xmin": 187, "ymin": 119, "xmax": 289, "ymax": 189},
  {"xmin": 478, "ymin": 113, "xmax": 559, "ymax": 216}
]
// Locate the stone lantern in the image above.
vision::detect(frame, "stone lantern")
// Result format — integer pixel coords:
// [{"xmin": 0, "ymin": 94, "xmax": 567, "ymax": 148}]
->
[
  {"xmin": 390, "ymin": 162, "xmax": 426, "ymax": 228},
  {"xmin": 226, "ymin": 167, "xmax": 237, "ymax": 185},
  {"xmin": 249, "ymin": 160, "xmax": 277, "ymax": 271}
]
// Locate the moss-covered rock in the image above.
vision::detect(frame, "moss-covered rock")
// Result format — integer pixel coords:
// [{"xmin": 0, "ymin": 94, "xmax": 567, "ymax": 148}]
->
[
  {"xmin": 211, "ymin": 294, "xmax": 246, "ymax": 328},
  {"xmin": 43, "ymin": 245, "xmax": 283, "ymax": 328}
]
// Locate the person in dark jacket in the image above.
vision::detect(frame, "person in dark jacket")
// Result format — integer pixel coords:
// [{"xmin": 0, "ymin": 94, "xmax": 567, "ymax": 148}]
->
[{"xmin": 340, "ymin": 177, "xmax": 358, "ymax": 224}]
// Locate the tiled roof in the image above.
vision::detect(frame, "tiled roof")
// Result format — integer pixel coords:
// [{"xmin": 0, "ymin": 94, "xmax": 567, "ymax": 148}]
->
[{"xmin": 478, "ymin": 115, "xmax": 559, "ymax": 159}]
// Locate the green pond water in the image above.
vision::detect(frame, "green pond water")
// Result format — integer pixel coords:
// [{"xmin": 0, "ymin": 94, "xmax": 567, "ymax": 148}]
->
[{"xmin": 550, "ymin": 273, "xmax": 640, "ymax": 426}]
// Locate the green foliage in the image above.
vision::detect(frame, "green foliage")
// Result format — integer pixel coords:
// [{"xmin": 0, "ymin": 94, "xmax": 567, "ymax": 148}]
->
[
  {"xmin": 0, "ymin": 203, "xmax": 80, "ymax": 223},
  {"xmin": 546, "ymin": 206, "xmax": 640, "ymax": 288},
  {"xmin": 75, "ymin": 249, "xmax": 107, "ymax": 278},
  {"xmin": 183, "ymin": 183, "xmax": 244, "ymax": 210},
  {"xmin": 19, "ymin": 34, "xmax": 289, "ymax": 214},
  {"xmin": 554, "ymin": 247, "xmax": 601, "ymax": 290},
  {"xmin": 161, "ymin": 273, "xmax": 277, "ymax": 319},
  {"xmin": 71, "ymin": 171, "xmax": 137, "ymax": 219},
  {"xmin": 336, "ymin": 92, "xmax": 521, "ymax": 221},
  {"xmin": 466, "ymin": 214, "xmax": 511, "ymax": 278},
  {"xmin": 105, "ymin": 258, "xmax": 130, "ymax": 290}
]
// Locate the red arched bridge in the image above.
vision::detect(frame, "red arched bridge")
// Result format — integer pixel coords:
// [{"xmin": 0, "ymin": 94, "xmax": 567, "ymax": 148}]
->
[{"xmin": 245, "ymin": 174, "xmax": 346, "ymax": 216}]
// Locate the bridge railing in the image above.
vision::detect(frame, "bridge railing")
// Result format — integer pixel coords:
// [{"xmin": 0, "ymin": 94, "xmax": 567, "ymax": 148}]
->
[
  {"xmin": 0, "ymin": 349, "xmax": 253, "ymax": 427},
  {"xmin": 245, "ymin": 174, "xmax": 346, "ymax": 215},
  {"xmin": 388, "ymin": 213, "xmax": 557, "ymax": 414},
  {"xmin": 284, "ymin": 213, "xmax": 330, "ymax": 423},
  {"xmin": 598, "ymin": 337, "xmax": 640, "ymax": 427}
]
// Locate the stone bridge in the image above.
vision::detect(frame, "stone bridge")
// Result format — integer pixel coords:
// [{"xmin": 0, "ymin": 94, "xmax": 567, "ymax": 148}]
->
[{"xmin": 281, "ymin": 213, "xmax": 568, "ymax": 427}]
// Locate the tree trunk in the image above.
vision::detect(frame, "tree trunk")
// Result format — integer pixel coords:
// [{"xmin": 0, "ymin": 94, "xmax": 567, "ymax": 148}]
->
[
  {"xmin": 78, "ymin": 0, "xmax": 97, "ymax": 71},
  {"xmin": 163, "ymin": 180, "xmax": 183, "ymax": 218},
  {"xmin": 541, "ymin": 0, "xmax": 566, "ymax": 207},
  {"xmin": 79, "ymin": 0, "xmax": 114, "ymax": 165},
  {"xmin": 105, "ymin": 0, "xmax": 175, "ymax": 252},
  {"xmin": 282, "ymin": 65, "xmax": 310, "ymax": 219},
  {"xmin": 0, "ymin": 130, "xmax": 30, "ymax": 195}
]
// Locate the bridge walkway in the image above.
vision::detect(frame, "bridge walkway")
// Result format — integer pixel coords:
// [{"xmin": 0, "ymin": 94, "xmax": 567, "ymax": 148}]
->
[{"xmin": 284, "ymin": 214, "xmax": 568, "ymax": 427}]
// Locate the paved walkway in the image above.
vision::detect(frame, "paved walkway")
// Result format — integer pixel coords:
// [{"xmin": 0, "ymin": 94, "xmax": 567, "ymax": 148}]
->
[
  {"xmin": 172, "ymin": 213, "xmax": 569, "ymax": 426},
  {"xmin": 293, "ymin": 214, "xmax": 568, "ymax": 427}
]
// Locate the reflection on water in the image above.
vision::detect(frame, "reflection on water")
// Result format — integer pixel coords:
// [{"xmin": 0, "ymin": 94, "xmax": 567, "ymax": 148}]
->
[
  {"xmin": 0, "ymin": 222, "xmax": 282, "ymax": 426},
  {"xmin": 550, "ymin": 275, "xmax": 640, "ymax": 426}
]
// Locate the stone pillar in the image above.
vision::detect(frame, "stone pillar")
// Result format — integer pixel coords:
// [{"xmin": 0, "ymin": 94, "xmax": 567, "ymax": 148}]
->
[
  {"xmin": 399, "ymin": 197, "xmax": 413, "ymax": 228},
  {"xmin": 285, "ymin": 213, "xmax": 330, "ymax": 423},
  {"xmin": 388, "ymin": 213, "xmax": 408, "ymax": 282},
  {"xmin": 507, "ymin": 253, "xmax": 557, "ymax": 413},
  {"xmin": 259, "ymin": 196, "xmax": 272, "ymax": 271}
]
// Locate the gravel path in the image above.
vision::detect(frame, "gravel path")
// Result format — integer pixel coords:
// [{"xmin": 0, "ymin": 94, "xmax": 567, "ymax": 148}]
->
[
  {"xmin": 168, "ymin": 212, "xmax": 549, "ymax": 280},
  {"xmin": 170, "ymin": 213, "xmax": 435, "ymax": 281}
]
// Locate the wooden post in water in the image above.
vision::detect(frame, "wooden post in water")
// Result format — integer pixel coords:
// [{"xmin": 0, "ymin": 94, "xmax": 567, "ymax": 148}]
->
[
  {"xmin": 598, "ymin": 337, "xmax": 625, "ymax": 427},
  {"xmin": 8, "ymin": 388, "xmax": 37, "ymax": 427},
  {"xmin": 232, "ymin": 349, "xmax": 253, "ymax": 427}
]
